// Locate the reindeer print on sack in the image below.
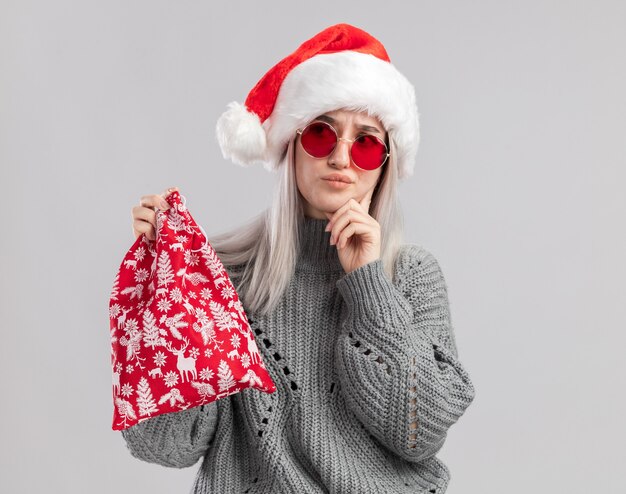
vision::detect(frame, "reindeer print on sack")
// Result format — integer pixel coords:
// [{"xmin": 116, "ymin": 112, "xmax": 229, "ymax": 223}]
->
[
  {"xmin": 108, "ymin": 190, "xmax": 276, "ymax": 431},
  {"xmin": 165, "ymin": 337, "xmax": 198, "ymax": 383}
]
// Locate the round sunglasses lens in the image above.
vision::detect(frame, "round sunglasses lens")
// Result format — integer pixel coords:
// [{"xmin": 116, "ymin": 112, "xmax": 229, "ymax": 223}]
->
[
  {"xmin": 301, "ymin": 122, "xmax": 336, "ymax": 158},
  {"xmin": 351, "ymin": 135, "xmax": 387, "ymax": 170}
]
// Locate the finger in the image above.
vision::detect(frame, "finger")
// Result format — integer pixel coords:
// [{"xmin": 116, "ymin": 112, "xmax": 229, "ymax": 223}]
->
[
  {"xmin": 336, "ymin": 220, "xmax": 372, "ymax": 250},
  {"xmin": 161, "ymin": 186, "xmax": 179, "ymax": 198},
  {"xmin": 132, "ymin": 219, "xmax": 156, "ymax": 241},
  {"xmin": 132, "ymin": 220, "xmax": 155, "ymax": 240},
  {"xmin": 158, "ymin": 186, "xmax": 179, "ymax": 209},
  {"xmin": 329, "ymin": 209, "xmax": 372, "ymax": 245},
  {"xmin": 131, "ymin": 207, "xmax": 157, "ymax": 232},
  {"xmin": 324, "ymin": 197, "xmax": 355, "ymax": 227},
  {"xmin": 131, "ymin": 205, "xmax": 157, "ymax": 229},
  {"xmin": 139, "ymin": 187, "xmax": 177, "ymax": 211},
  {"xmin": 326, "ymin": 197, "xmax": 370, "ymax": 234},
  {"xmin": 139, "ymin": 194, "xmax": 167, "ymax": 211}
]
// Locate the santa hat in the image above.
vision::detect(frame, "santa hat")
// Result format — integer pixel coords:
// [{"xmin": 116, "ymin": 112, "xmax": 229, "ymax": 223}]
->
[{"xmin": 215, "ymin": 23, "xmax": 420, "ymax": 180}]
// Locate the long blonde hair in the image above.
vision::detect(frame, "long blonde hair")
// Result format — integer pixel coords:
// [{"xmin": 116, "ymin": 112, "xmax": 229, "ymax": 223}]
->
[{"xmin": 207, "ymin": 133, "xmax": 406, "ymax": 317}]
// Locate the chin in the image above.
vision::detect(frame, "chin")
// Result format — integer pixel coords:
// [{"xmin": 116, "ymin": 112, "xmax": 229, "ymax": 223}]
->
[{"xmin": 319, "ymin": 196, "xmax": 344, "ymax": 207}]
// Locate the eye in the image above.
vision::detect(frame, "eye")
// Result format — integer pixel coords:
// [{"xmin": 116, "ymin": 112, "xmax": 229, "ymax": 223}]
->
[
  {"xmin": 355, "ymin": 134, "xmax": 380, "ymax": 147},
  {"xmin": 311, "ymin": 121, "xmax": 335, "ymax": 135}
]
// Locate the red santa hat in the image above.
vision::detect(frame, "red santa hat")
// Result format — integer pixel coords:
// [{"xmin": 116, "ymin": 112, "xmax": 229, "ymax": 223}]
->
[{"xmin": 215, "ymin": 23, "xmax": 420, "ymax": 180}]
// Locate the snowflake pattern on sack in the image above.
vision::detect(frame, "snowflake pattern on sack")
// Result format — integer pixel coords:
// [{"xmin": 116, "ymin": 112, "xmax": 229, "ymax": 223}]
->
[{"xmin": 109, "ymin": 190, "xmax": 276, "ymax": 431}]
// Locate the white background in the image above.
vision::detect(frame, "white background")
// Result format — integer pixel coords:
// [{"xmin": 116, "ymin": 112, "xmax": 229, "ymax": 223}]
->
[{"xmin": 1, "ymin": 1, "xmax": 624, "ymax": 492}]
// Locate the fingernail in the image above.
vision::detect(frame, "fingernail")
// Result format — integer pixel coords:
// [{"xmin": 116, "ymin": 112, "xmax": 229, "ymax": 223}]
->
[{"xmin": 325, "ymin": 222, "xmax": 331, "ymax": 232}]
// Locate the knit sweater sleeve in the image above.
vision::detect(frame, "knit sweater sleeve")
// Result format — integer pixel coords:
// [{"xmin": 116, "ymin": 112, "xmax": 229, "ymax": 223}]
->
[
  {"xmin": 334, "ymin": 245, "xmax": 475, "ymax": 463},
  {"xmin": 120, "ymin": 402, "xmax": 219, "ymax": 468}
]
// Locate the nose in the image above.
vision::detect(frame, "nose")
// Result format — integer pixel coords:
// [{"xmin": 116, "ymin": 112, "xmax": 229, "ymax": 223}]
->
[{"xmin": 329, "ymin": 136, "xmax": 351, "ymax": 169}]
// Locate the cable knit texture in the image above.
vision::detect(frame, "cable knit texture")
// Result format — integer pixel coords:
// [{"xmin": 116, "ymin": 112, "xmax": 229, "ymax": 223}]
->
[{"xmin": 120, "ymin": 217, "xmax": 475, "ymax": 493}]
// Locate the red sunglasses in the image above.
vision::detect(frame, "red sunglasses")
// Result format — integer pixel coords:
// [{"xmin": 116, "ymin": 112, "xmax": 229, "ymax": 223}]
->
[{"xmin": 295, "ymin": 120, "xmax": 390, "ymax": 171}]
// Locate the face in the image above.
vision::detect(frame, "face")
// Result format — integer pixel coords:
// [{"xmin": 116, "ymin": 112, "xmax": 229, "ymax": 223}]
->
[{"xmin": 294, "ymin": 109, "xmax": 387, "ymax": 219}]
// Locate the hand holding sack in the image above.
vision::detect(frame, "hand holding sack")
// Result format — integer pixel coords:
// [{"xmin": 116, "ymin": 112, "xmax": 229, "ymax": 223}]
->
[{"xmin": 108, "ymin": 190, "xmax": 276, "ymax": 430}]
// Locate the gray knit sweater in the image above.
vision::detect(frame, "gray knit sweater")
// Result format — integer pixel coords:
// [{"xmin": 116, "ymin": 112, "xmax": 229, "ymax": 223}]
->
[{"xmin": 120, "ymin": 217, "xmax": 476, "ymax": 493}]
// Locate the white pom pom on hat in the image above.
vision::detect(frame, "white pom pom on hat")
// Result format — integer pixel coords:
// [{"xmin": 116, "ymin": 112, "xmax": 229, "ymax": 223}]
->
[
  {"xmin": 215, "ymin": 101, "xmax": 267, "ymax": 167},
  {"xmin": 215, "ymin": 23, "xmax": 420, "ymax": 180}
]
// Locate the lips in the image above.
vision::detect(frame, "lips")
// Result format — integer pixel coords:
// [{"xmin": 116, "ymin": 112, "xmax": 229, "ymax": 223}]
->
[{"xmin": 322, "ymin": 174, "xmax": 353, "ymax": 183}]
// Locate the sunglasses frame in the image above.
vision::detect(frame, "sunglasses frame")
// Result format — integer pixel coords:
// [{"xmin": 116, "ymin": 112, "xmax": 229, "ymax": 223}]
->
[{"xmin": 295, "ymin": 120, "xmax": 390, "ymax": 171}]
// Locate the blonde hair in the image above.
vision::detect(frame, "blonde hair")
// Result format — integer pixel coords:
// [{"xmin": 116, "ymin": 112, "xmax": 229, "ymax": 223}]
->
[{"xmin": 207, "ymin": 133, "xmax": 406, "ymax": 317}]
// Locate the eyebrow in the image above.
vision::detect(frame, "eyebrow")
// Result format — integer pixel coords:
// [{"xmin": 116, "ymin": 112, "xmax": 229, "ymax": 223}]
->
[{"xmin": 314, "ymin": 114, "xmax": 384, "ymax": 137}]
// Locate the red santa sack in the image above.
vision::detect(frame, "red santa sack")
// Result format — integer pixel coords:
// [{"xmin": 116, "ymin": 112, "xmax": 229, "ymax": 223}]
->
[{"xmin": 108, "ymin": 190, "xmax": 276, "ymax": 430}]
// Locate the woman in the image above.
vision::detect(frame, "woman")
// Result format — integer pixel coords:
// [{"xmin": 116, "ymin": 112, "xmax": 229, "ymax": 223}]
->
[{"xmin": 123, "ymin": 23, "xmax": 475, "ymax": 494}]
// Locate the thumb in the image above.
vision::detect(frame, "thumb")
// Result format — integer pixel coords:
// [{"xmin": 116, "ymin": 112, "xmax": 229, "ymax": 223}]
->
[
  {"xmin": 160, "ymin": 186, "xmax": 178, "ymax": 209},
  {"xmin": 162, "ymin": 186, "xmax": 178, "ymax": 198}
]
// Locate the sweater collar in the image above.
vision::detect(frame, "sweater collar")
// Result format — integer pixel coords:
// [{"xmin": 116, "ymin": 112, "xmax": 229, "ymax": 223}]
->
[{"xmin": 296, "ymin": 216, "xmax": 344, "ymax": 273}]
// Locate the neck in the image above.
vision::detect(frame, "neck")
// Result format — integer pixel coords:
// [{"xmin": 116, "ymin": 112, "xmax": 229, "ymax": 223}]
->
[{"xmin": 296, "ymin": 216, "xmax": 343, "ymax": 273}]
